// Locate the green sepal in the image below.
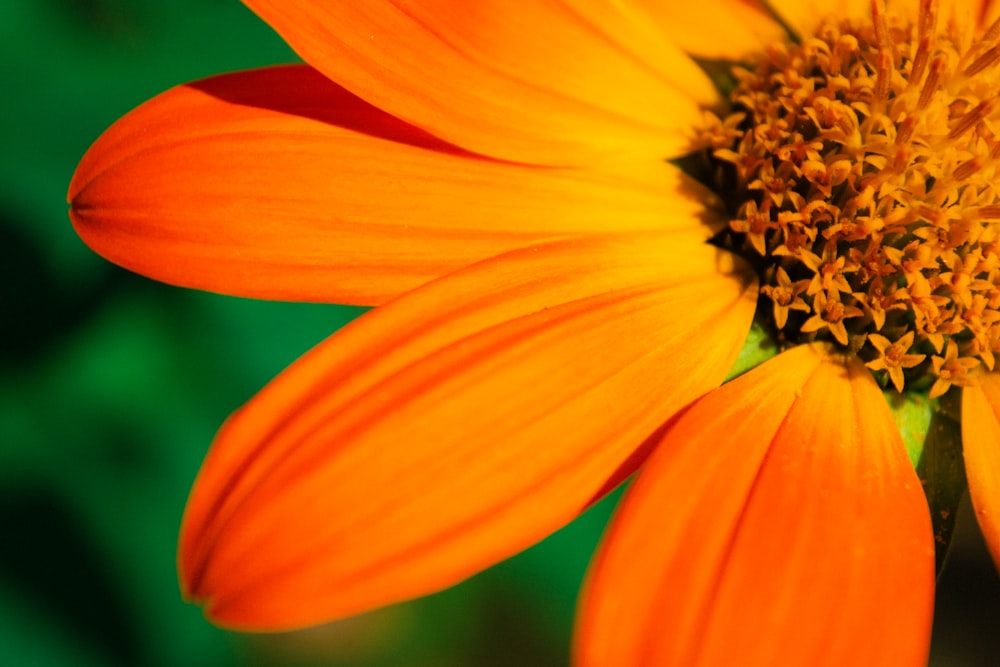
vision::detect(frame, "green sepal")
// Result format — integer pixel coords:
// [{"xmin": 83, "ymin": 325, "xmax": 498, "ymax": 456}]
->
[
  {"xmin": 888, "ymin": 388, "xmax": 967, "ymax": 575},
  {"xmin": 724, "ymin": 317, "xmax": 779, "ymax": 382}
]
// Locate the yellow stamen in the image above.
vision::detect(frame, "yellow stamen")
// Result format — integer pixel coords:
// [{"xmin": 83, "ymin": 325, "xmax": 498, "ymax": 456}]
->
[{"xmin": 702, "ymin": 0, "xmax": 1000, "ymax": 393}]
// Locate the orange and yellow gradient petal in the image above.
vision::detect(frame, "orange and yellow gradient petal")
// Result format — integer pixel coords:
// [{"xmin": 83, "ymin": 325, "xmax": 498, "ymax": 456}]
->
[
  {"xmin": 69, "ymin": 65, "xmax": 722, "ymax": 306},
  {"xmin": 240, "ymin": 0, "xmax": 719, "ymax": 166},
  {"xmin": 179, "ymin": 232, "xmax": 756, "ymax": 630},
  {"xmin": 577, "ymin": 344, "xmax": 935, "ymax": 667},
  {"xmin": 634, "ymin": 0, "xmax": 787, "ymax": 60}
]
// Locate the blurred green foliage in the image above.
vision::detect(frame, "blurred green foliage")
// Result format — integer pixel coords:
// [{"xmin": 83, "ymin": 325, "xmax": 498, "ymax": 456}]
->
[
  {"xmin": 1, "ymin": 1, "xmax": 618, "ymax": 664},
  {"xmin": 2, "ymin": 0, "xmax": 1000, "ymax": 665}
]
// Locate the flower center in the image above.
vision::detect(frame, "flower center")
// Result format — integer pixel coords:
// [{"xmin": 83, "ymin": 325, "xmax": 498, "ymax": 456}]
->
[{"xmin": 701, "ymin": 0, "xmax": 1000, "ymax": 396}]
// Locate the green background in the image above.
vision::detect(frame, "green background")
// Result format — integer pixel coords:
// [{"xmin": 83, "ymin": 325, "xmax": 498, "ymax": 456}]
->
[{"xmin": 2, "ymin": 0, "xmax": 999, "ymax": 664}]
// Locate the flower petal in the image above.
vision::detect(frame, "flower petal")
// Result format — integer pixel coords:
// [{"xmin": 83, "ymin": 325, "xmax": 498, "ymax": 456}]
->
[
  {"xmin": 577, "ymin": 345, "xmax": 935, "ymax": 667},
  {"xmin": 768, "ymin": 0, "xmax": 871, "ymax": 36},
  {"xmin": 69, "ymin": 66, "xmax": 721, "ymax": 306},
  {"xmin": 634, "ymin": 0, "xmax": 787, "ymax": 60},
  {"xmin": 179, "ymin": 231, "xmax": 758, "ymax": 630},
  {"xmin": 960, "ymin": 373, "xmax": 1000, "ymax": 570},
  {"xmin": 240, "ymin": 0, "xmax": 719, "ymax": 165}
]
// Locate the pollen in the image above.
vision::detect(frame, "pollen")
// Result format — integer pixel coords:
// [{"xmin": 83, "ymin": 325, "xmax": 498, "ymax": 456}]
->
[{"xmin": 703, "ymin": 0, "xmax": 1000, "ymax": 395}]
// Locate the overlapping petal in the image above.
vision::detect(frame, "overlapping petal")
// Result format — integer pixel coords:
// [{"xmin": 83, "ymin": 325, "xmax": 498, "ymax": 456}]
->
[
  {"xmin": 69, "ymin": 65, "xmax": 722, "ymax": 306},
  {"xmin": 179, "ymin": 231, "xmax": 758, "ymax": 630},
  {"xmin": 240, "ymin": 0, "xmax": 719, "ymax": 166},
  {"xmin": 961, "ymin": 373, "xmax": 1000, "ymax": 570},
  {"xmin": 577, "ymin": 345, "xmax": 935, "ymax": 667}
]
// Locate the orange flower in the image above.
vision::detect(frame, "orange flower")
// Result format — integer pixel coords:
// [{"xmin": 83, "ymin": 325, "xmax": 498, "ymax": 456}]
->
[{"xmin": 68, "ymin": 0, "xmax": 1000, "ymax": 664}]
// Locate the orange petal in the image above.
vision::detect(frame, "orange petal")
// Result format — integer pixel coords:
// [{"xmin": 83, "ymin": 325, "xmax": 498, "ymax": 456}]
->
[
  {"xmin": 635, "ymin": 0, "xmax": 788, "ymax": 60},
  {"xmin": 577, "ymin": 345, "xmax": 935, "ymax": 667},
  {"xmin": 960, "ymin": 373, "xmax": 1000, "ymax": 570},
  {"xmin": 69, "ymin": 65, "xmax": 721, "ymax": 306},
  {"xmin": 179, "ymin": 231, "xmax": 757, "ymax": 631},
  {"xmin": 240, "ymin": 0, "xmax": 719, "ymax": 166}
]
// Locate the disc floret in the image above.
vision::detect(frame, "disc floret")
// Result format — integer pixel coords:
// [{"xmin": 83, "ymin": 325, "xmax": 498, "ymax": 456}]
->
[{"xmin": 704, "ymin": 0, "xmax": 1000, "ymax": 395}]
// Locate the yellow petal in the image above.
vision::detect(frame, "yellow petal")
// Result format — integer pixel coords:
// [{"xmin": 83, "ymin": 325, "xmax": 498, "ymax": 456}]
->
[
  {"xmin": 768, "ymin": 0, "xmax": 871, "ymax": 36},
  {"xmin": 637, "ymin": 0, "xmax": 788, "ymax": 60}
]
